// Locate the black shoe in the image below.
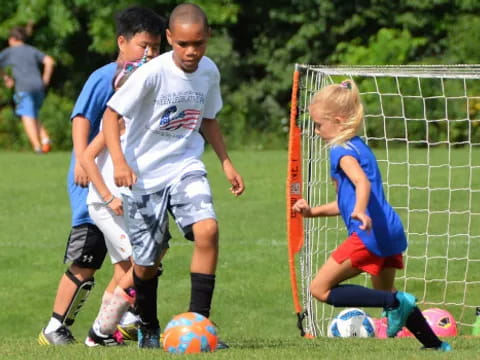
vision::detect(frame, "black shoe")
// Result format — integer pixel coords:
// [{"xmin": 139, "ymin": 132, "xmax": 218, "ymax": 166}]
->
[
  {"xmin": 84, "ymin": 327, "xmax": 125, "ymax": 347},
  {"xmin": 216, "ymin": 339, "xmax": 229, "ymax": 350},
  {"xmin": 38, "ymin": 326, "xmax": 76, "ymax": 345}
]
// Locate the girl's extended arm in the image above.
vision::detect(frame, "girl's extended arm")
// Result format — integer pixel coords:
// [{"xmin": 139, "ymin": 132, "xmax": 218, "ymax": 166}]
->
[
  {"xmin": 292, "ymin": 199, "xmax": 340, "ymax": 218},
  {"xmin": 339, "ymin": 155, "xmax": 372, "ymax": 230},
  {"xmin": 80, "ymin": 131, "xmax": 123, "ymax": 215}
]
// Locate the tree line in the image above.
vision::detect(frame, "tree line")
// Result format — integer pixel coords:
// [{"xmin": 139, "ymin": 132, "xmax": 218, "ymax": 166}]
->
[{"xmin": 1, "ymin": 0, "xmax": 479, "ymax": 150}]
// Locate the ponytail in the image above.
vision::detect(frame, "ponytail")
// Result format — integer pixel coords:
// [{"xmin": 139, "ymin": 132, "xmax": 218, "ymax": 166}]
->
[{"xmin": 309, "ymin": 79, "xmax": 364, "ymax": 147}]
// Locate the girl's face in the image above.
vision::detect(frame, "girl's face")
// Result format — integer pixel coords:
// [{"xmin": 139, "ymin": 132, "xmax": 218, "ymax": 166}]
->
[
  {"xmin": 166, "ymin": 22, "xmax": 210, "ymax": 73},
  {"xmin": 118, "ymin": 31, "xmax": 162, "ymax": 63},
  {"xmin": 309, "ymin": 104, "xmax": 342, "ymax": 141}
]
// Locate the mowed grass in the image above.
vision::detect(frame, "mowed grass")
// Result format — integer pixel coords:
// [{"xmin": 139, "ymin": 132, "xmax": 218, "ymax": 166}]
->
[
  {"xmin": 0, "ymin": 149, "xmax": 478, "ymax": 359},
  {"xmin": 300, "ymin": 146, "xmax": 480, "ymax": 334}
]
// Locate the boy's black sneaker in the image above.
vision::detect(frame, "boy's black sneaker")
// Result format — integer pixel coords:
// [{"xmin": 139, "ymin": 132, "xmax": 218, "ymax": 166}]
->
[
  {"xmin": 38, "ymin": 326, "xmax": 76, "ymax": 345},
  {"xmin": 84, "ymin": 327, "xmax": 125, "ymax": 347}
]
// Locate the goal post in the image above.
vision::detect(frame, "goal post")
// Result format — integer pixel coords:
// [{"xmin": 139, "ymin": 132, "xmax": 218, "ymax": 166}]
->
[{"xmin": 286, "ymin": 64, "xmax": 480, "ymax": 337}]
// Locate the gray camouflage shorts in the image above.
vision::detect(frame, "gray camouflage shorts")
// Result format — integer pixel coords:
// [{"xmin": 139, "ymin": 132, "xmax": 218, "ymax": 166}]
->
[{"xmin": 123, "ymin": 171, "xmax": 216, "ymax": 266}]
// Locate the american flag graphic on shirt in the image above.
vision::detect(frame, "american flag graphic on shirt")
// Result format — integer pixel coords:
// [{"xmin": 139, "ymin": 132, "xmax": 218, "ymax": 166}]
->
[{"xmin": 159, "ymin": 105, "xmax": 201, "ymax": 131}]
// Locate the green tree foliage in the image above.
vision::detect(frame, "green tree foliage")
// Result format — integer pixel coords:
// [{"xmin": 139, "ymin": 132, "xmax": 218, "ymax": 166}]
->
[{"xmin": 0, "ymin": 0, "xmax": 479, "ymax": 150}]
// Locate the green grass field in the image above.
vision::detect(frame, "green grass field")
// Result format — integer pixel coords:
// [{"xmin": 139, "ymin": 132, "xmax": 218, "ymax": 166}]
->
[
  {"xmin": 0, "ymin": 150, "xmax": 478, "ymax": 359},
  {"xmin": 299, "ymin": 146, "xmax": 480, "ymax": 335}
]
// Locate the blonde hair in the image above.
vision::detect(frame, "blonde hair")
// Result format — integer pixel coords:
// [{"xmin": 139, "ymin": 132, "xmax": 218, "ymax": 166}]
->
[{"xmin": 309, "ymin": 79, "xmax": 364, "ymax": 146}]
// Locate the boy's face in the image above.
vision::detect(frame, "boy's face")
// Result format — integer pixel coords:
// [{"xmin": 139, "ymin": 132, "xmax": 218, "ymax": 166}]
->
[
  {"xmin": 8, "ymin": 36, "xmax": 21, "ymax": 46},
  {"xmin": 118, "ymin": 31, "xmax": 162, "ymax": 63},
  {"xmin": 166, "ymin": 22, "xmax": 210, "ymax": 73}
]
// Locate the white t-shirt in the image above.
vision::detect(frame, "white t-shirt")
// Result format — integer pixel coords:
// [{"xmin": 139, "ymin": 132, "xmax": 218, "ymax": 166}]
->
[
  {"xmin": 86, "ymin": 135, "xmax": 125, "ymax": 205},
  {"xmin": 107, "ymin": 51, "xmax": 222, "ymax": 194}
]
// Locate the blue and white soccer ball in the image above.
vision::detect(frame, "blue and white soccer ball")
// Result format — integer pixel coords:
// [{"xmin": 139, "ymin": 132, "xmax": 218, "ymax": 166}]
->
[{"xmin": 327, "ymin": 308, "xmax": 376, "ymax": 338}]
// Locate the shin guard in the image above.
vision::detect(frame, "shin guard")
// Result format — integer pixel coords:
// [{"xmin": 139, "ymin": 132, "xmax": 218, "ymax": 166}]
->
[{"xmin": 63, "ymin": 269, "xmax": 95, "ymax": 326}]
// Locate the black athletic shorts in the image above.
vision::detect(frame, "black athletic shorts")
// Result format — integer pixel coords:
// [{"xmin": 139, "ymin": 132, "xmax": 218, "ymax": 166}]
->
[{"xmin": 64, "ymin": 223, "xmax": 107, "ymax": 269}]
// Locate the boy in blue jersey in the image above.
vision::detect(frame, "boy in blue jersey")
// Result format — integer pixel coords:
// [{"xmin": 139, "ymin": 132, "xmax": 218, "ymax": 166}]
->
[
  {"xmin": 38, "ymin": 6, "xmax": 164, "ymax": 346},
  {"xmin": 292, "ymin": 79, "xmax": 451, "ymax": 352}
]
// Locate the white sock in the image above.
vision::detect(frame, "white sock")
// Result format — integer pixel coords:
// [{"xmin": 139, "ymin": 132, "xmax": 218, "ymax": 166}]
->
[
  {"xmin": 92, "ymin": 319, "xmax": 109, "ymax": 338},
  {"xmin": 45, "ymin": 317, "xmax": 62, "ymax": 334},
  {"xmin": 94, "ymin": 291, "xmax": 113, "ymax": 325},
  {"xmin": 119, "ymin": 309, "xmax": 140, "ymax": 326},
  {"xmin": 99, "ymin": 287, "xmax": 134, "ymax": 335}
]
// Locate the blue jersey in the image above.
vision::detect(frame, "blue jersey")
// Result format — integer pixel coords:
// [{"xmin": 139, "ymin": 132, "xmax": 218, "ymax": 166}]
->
[
  {"xmin": 330, "ymin": 136, "xmax": 407, "ymax": 256},
  {"xmin": 67, "ymin": 62, "xmax": 116, "ymax": 226}
]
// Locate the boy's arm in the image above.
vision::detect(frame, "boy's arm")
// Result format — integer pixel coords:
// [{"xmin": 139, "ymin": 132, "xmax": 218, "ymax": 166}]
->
[
  {"xmin": 103, "ymin": 107, "xmax": 136, "ymax": 187},
  {"xmin": 0, "ymin": 63, "xmax": 14, "ymax": 88},
  {"xmin": 80, "ymin": 131, "xmax": 123, "ymax": 215},
  {"xmin": 42, "ymin": 55, "xmax": 55, "ymax": 86},
  {"xmin": 72, "ymin": 116, "xmax": 91, "ymax": 187},
  {"xmin": 339, "ymin": 155, "xmax": 372, "ymax": 230},
  {"xmin": 200, "ymin": 118, "xmax": 245, "ymax": 196},
  {"xmin": 1, "ymin": 73, "xmax": 14, "ymax": 88}
]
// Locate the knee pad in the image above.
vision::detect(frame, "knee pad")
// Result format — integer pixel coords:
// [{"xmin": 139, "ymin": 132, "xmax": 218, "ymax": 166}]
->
[{"xmin": 63, "ymin": 269, "xmax": 95, "ymax": 326}]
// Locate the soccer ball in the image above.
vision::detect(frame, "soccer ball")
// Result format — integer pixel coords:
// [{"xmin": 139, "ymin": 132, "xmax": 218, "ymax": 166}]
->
[
  {"xmin": 396, "ymin": 326, "xmax": 414, "ymax": 338},
  {"xmin": 373, "ymin": 317, "xmax": 413, "ymax": 338},
  {"xmin": 422, "ymin": 308, "xmax": 458, "ymax": 337},
  {"xmin": 162, "ymin": 312, "xmax": 218, "ymax": 354},
  {"xmin": 327, "ymin": 308, "xmax": 375, "ymax": 338},
  {"xmin": 372, "ymin": 317, "xmax": 387, "ymax": 339}
]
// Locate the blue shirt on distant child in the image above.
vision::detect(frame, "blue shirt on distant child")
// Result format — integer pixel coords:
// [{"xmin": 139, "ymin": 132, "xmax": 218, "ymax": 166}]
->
[
  {"xmin": 0, "ymin": 44, "xmax": 45, "ymax": 92},
  {"xmin": 67, "ymin": 62, "xmax": 116, "ymax": 226},
  {"xmin": 330, "ymin": 136, "xmax": 407, "ymax": 257}
]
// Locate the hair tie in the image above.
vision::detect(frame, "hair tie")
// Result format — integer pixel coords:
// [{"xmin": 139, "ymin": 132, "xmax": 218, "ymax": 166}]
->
[{"xmin": 340, "ymin": 80, "xmax": 352, "ymax": 90}]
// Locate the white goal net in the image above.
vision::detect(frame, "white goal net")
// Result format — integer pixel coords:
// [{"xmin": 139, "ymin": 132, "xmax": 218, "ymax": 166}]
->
[{"xmin": 291, "ymin": 64, "xmax": 480, "ymax": 337}]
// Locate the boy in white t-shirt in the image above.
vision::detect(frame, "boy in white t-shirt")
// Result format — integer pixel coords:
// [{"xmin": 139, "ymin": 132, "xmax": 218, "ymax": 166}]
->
[
  {"xmin": 80, "ymin": 52, "xmax": 154, "ymax": 347},
  {"xmin": 103, "ymin": 3, "xmax": 245, "ymax": 349}
]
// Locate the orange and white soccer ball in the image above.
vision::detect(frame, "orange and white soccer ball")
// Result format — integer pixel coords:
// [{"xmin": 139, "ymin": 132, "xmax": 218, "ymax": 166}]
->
[{"xmin": 162, "ymin": 312, "xmax": 218, "ymax": 354}]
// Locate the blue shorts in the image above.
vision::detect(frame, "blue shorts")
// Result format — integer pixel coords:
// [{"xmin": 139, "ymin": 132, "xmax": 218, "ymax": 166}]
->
[
  {"xmin": 13, "ymin": 90, "xmax": 45, "ymax": 118},
  {"xmin": 123, "ymin": 172, "xmax": 217, "ymax": 266}
]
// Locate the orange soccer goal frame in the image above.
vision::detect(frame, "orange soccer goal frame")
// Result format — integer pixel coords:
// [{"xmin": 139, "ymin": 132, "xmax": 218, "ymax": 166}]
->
[{"xmin": 286, "ymin": 67, "xmax": 310, "ymax": 337}]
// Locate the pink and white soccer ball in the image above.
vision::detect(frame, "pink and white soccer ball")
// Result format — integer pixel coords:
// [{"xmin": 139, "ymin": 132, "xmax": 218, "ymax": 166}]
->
[
  {"xmin": 373, "ymin": 317, "xmax": 412, "ymax": 338},
  {"xmin": 396, "ymin": 326, "xmax": 413, "ymax": 338},
  {"xmin": 422, "ymin": 308, "xmax": 457, "ymax": 337},
  {"xmin": 373, "ymin": 317, "xmax": 387, "ymax": 339}
]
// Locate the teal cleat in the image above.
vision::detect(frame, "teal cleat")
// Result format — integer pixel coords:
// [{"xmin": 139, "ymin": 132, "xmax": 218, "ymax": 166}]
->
[
  {"xmin": 386, "ymin": 292, "xmax": 417, "ymax": 338},
  {"xmin": 438, "ymin": 342, "xmax": 452, "ymax": 352},
  {"xmin": 422, "ymin": 341, "xmax": 452, "ymax": 352},
  {"xmin": 138, "ymin": 326, "xmax": 160, "ymax": 349}
]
